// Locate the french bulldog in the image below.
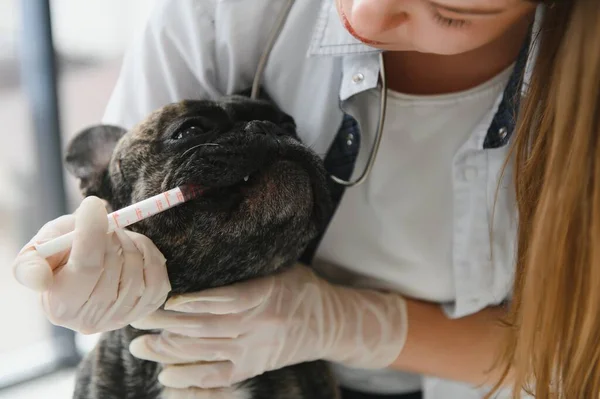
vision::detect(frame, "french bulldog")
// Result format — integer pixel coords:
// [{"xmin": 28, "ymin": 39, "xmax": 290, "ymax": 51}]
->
[{"xmin": 64, "ymin": 93, "xmax": 338, "ymax": 399}]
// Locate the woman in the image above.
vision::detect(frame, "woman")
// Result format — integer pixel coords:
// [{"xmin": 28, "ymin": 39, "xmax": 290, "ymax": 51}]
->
[{"xmin": 12, "ymin": 0, "xmax": 600, "ymax": 397}]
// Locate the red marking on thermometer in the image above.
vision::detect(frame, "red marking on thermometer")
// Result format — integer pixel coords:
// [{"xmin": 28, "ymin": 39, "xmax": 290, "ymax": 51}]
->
[{"xmin": 34, "ymin": 185, "xmax": 203, "ymax": 258}]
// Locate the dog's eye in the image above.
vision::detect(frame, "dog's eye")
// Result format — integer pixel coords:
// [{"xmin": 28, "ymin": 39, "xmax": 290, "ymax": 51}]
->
[
  {"xmin": 170, "ymin": 117, "xmax": 219, "ymax": 141},
  {"xmin": 173, "ymin": 126, "xmax": 202, "ymax": 140}
]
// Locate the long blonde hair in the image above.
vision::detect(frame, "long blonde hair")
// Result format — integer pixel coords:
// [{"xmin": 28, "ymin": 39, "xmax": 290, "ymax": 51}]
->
[{"xmin": 492, "ymin": 1, "xmax": 600, "ymax": 397}]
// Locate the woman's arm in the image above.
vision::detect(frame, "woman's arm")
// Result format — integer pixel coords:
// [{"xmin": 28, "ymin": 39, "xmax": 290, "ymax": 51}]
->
[
  {"xmin": 392, "ymin": 299, "xmax": 509, "ymax": 386},
  {"xmin": 127, "ymin": 264, "xmax": 513, "ymax": 390}
]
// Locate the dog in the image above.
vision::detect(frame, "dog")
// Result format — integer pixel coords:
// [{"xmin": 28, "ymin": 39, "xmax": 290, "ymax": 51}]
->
[{"xmin": 64, "ymin": 93, "xmax": 339, "ymax": 399}]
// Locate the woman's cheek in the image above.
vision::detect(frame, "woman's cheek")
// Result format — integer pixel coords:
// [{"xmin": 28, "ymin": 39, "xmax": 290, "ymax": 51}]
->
[
  {"xmin": 418, "ymin": 24, "xmax": 509, "ymax": 55},
  {"xmin": 406, "ymin": 27, "xmax": 473, "ymax": 54}
]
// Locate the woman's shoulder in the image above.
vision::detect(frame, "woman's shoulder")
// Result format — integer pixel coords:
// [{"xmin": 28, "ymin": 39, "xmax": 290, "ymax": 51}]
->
[
  {"xmin": 145, "ymin": 0, "xmax": 326, "ymax": 91},
  {"xmin": 146, "ymin": 1, "xmax": 347, "ymax": 164},
  {"xmin": 103, "ymin": 0, "xmax": 333, "ymax": 132},
  {"xmin": 148, "ymin": 0, "xmax": 323, "ymax": 46}
]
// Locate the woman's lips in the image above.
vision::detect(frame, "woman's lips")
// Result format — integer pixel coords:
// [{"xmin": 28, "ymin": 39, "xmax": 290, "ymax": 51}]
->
[{"xmin": 337, "ymin": 4, "xmax": 384, "ymax": 46}]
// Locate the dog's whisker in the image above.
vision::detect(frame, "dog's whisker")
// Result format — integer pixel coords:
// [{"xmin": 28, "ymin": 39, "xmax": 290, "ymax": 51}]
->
[
  {"xmin": 181, "ymin": 143, "xmax": 220, "ymax": 159},
  {"xmin": 169, "ymin": 144, "xmax": 215, "ymax": 186},
  {"xmin": 182, "ymin": 154, "xmax": 197, "ymax": 171}
]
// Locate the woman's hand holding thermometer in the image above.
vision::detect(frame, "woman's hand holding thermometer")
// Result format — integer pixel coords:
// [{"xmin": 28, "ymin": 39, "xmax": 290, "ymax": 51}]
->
[
  {"xmin": 11, "ymin": 186, "xmax": 201, "ymax": 334},
  {"xmin": 34, "ymin": 185, "xmax": 203, "ymax": 258}
]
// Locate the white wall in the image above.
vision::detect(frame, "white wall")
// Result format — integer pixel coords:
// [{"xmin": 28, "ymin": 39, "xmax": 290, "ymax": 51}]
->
[
  {"xmin": 0, "ymin": 0, "xmax": 156, "ymax": 61},
  {"xmin": 0, "ymin": 0, "xmax": 18, "ymax": 58},
  {"xmin": 50, "ymin": 0, "xmax": 156, "ymax": 60},
  {"xmin": 0, "ymin": 0, "xmax": 17, "ymax": 32}
]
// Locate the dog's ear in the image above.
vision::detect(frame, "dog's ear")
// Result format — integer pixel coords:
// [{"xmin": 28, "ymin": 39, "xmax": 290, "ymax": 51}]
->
[{"xmin": 64, "ymin": 124, "xmax": 126, "ymax": 199}]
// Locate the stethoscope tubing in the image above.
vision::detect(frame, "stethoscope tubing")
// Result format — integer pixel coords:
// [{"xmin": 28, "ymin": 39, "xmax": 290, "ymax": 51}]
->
[{"xmin": 251, "ymin": 0, "xmax": 388, "ymax": 187}]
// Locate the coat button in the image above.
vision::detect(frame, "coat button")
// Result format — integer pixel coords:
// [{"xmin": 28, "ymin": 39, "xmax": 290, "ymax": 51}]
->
[
  {"xmin": 352, "ymin": 73, "xmax": 364, "ymax": 83},
  {"xmin": 498, "ymin": 127, "xmax": 508, "ymax": 140},
  {"xmin": 346, "ymin": 133, "xmax": 354, "ymax": 146}
]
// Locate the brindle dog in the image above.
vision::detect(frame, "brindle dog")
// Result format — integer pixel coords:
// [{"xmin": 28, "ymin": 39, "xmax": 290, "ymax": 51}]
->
[{"xmin": 64, "ymin": 93, "xmax": 338, "ymax": 399}]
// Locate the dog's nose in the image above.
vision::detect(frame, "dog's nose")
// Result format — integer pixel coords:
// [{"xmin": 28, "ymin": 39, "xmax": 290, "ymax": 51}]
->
[{"xmin": 244, "ymin": 120, "xmax": 285, "ymax": 138}]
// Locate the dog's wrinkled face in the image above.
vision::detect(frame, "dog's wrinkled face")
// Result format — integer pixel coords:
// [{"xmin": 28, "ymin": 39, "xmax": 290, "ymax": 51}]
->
[{"xmin": 65, "ymin": 95, "xmax": 331, "ymax": 294}]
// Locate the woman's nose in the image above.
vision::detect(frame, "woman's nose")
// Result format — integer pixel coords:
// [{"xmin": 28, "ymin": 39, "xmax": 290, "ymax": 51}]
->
[{"xmin": 350, "ymin": 0, "xmax": 409, "ymax": 36}]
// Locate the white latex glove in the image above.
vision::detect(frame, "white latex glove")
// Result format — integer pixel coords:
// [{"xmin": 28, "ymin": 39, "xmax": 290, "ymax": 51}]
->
[
  {"xmin": 129, "ymin": 264, "xmax": 408, "ymax": 389},
  {"xmin": 12, "ymin": 196, "xmax": 171, "ymax": 334}
]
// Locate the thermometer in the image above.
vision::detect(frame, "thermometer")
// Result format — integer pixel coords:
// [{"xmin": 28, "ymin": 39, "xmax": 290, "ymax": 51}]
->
[{"xmin": 34, "ymin": 184, "xmax": 204, "ymax": 258}]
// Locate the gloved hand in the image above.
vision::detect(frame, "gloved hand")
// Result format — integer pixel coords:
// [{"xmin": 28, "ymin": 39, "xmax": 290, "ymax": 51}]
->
[
  {"xmin": 128, "ymin": 264, "xmax": 408, "ymax": 389},
  {"xmin": 12, "ymin": 196, "xmax": 171, "ymax": 334}
]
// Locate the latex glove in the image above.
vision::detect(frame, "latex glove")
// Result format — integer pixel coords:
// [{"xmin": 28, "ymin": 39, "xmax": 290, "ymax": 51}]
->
[
  {"xmin": 12, "ymin": 196, "xmax": 171, "ymax": 334},
  {"xmin": 129, "ymin": 264, "xmax": 408, "ymax": 389}
]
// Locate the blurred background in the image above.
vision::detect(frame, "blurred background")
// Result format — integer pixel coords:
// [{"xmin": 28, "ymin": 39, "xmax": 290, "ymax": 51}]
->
[{"xmin": 0, "ymin": 1, "xmax": 156, "ymax": 397}]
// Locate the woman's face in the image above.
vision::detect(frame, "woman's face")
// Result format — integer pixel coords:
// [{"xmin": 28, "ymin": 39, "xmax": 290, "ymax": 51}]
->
[{"xmin": 335, "ymin": 0, "xmax": 538, "ymax": 54}]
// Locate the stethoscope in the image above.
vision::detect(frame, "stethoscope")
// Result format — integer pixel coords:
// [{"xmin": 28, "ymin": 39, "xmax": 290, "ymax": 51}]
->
[{"xmin": 250, "ymin": 0, "xmax": 388, "ymax": 187}]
